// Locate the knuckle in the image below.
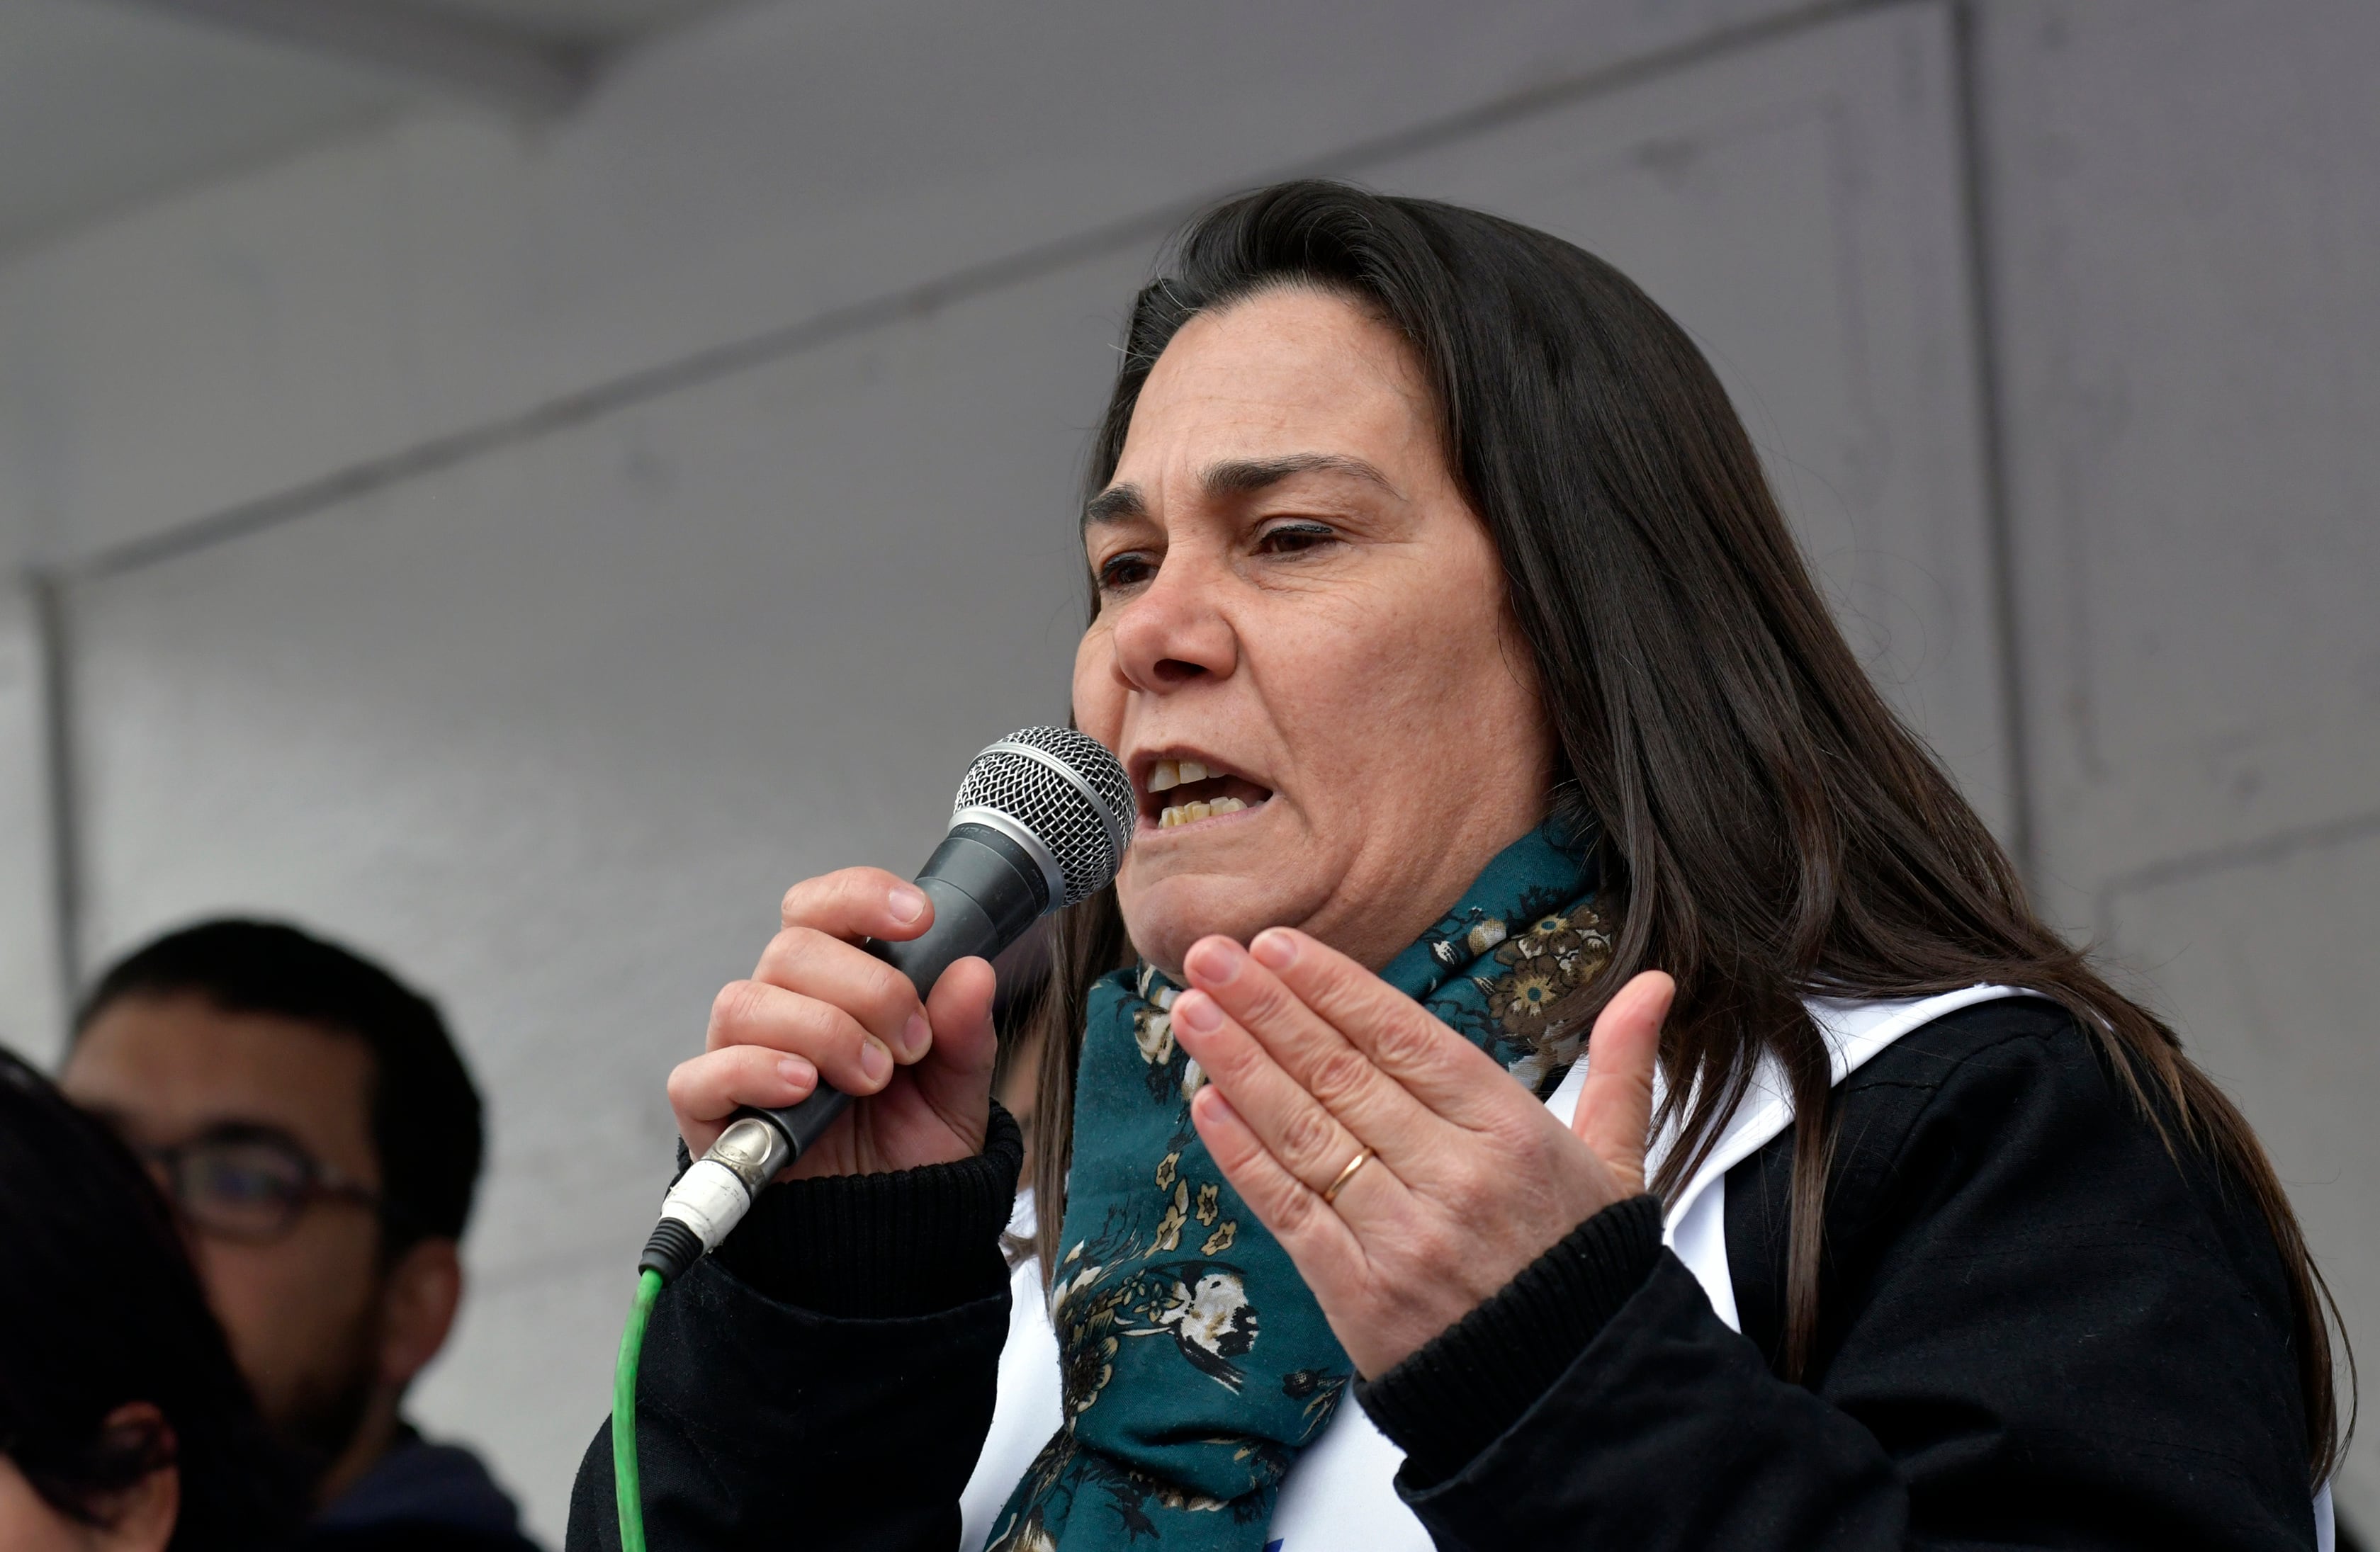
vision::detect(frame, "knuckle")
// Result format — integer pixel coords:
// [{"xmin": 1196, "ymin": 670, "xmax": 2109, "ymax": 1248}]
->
[
  {"xmin": 1372, "ymin": 1007, "xmax": 1444, "ymax": 1069},
  {"xmin": 1297, "ymin": 958, "xmax": 1375, "ymax": 1023},
  {"xmin": 759, "ymin": 929, "xmax": 909, "ymax": 1032},
  {"xmin": 1199, "ymin": 1029, "xmax": 1260, "ymax": 1084},
  {"xmin": 1273, "ymin": 1186, "xmax": 1321, "ymax": 1236},
  {"xmin": 1298, "ymin": 955, "xmax": 1358, "ymax": 1003},
  {"xmin": 1516, "ymin": 1109, "xmax": 1564, "ymax": 1152},
  {"xmin": 710, "ymin": 979, "xmax": 762, "ymax": 1033},
  {"xmin": 780, "ymin": 868, "xmax": 867, "ymax": 928},
  {"xmin": 750, "ymin": 936, "xmax": 789, "ymax": 987},
  {"xmin": 1246, "ymin": 975, "xmax": 1298, "ymax": 1021},
  {"xmin": 779, "ymin": 874, "xmax": 838, "ymax": 926},
  {"xmin": 766, "ymin": 928, "xmax": 833, "ymax": 990},
  {"xmin": 667, "ymin": 1053, "xmax": 726, "ymax": 1113},
  {"xmin": 1438, "ymin": 1162, "xmax": 1496, "ymax": 1220},
  {"xmin": 845, "ymin": 866, "xmax": 904, "ymax": 909},
  {"xmin": 1307, "ymin": 1047, "xmax": 1373, "ymax": 1108},
  {"xmin": 862, "ymin": 956, "xmax": 918, "ymax": 1020},
  {"xmin": 1277, "ymin": 1106, "xmax": 1339, "ymax": 1170},
  {"xmin": 818, "ymin": 1008, "xmax": 869, "ymax": 1060},
  {"xmin": 1411, "ymin": 1221, "xmax": 1462, "ymax": 1272}
]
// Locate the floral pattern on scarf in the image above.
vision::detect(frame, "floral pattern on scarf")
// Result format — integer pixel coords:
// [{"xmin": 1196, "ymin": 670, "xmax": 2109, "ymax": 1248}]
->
[{"xmin": 988, "ymin": 822, "xmax": 1607, "ymax": 1552}]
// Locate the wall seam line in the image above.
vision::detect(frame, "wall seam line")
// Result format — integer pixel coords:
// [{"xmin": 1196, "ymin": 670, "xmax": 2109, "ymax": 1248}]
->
[
  {"xmin": 1948, "ymin": 0, "xmax": 2039, "ymax": 888},
  {"xmin": 2092, "ymin": 806, "xmax": 2380, "ymax": 940},
  {"xmin": 27, "ymin": 570, "xmax": 82, "ymax": 1021}
]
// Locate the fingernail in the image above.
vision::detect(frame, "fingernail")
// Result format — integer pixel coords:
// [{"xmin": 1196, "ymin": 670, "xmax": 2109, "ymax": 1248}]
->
[
  {"xmin": 776, "ymin": 1056, "xmax": 815, "ymax": 1090},
  {"xmin": 1185, "ymin": 936, "xmax": 1245, "ymax": 987},
  {"xmin": 1175, "ymin": 991, "xmax": 1222, "ymax": 1036},
  {"xmin": 860, "ymin": 1038, "xmax": 893, "ymax": 1087},
  {"xmin": 901, "ymin": 1014, "xmax": 932, "ymax": 1061},
  {"xmin": 1250, "ymin": 929, "xmax": 1298, "ymax": 971},
  {"xmin": 889, "ymin": 885, "xmax": 927, "ymax": 924}
]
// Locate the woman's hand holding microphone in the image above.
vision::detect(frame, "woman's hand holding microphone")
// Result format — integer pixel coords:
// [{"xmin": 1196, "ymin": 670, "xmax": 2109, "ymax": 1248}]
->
[
  {"xmin": 667, "ymin": 867, "xmax": 998, "ymax": 1180},
  {"xmin": 664, "ymin": 862, "xmax": 1671, "ymax": 1383}
]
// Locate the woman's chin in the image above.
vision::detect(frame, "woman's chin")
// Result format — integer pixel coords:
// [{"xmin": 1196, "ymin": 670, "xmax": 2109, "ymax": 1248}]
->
[{"xmin": 1118, "ymin": 869, "xmax": 1321, "ymax": 983}]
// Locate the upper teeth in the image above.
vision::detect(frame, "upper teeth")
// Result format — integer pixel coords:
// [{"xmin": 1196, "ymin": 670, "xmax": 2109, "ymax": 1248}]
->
[
  {"xmin": 1147, "ymin": 759, "xmax": 1209, "ymax": 793},
  {"xmin": 1158, "ymin": 795, "xmax": 1248, "ymax": 828}
]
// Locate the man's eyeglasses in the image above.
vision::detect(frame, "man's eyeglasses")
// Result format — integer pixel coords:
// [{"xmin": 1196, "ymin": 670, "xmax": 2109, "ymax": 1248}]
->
[{"xmin": 137, "ymin": 1124, "xmax": 381, "ymax": 1243}]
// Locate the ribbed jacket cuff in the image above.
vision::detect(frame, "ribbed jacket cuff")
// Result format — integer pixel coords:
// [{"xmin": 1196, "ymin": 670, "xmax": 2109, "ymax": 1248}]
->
[
  {"xmin": 1356, "ymin": 1193, "xmax": 1663, "ymax": 1485},
  {"xmin": 689, "ymin": 1103, "xmax": 1023, "ymax": 1319}
]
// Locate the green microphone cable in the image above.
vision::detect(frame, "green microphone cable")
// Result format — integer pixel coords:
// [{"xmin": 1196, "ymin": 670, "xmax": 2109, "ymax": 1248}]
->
[
  {"xmin": 607, "ymin": 728, "xmax": 1131, "ymax": 1546},
  {"xmin": 614, "ymin": 1116, "xmax": 801, "ymax": 1551},
  {"xmin": 612, "ymin": 1269, "xmax": 663, "ymax": 1552}
]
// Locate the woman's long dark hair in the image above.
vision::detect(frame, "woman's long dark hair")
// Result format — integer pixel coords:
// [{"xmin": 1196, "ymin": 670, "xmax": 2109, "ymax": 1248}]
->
[
  {"xmin": 1027, "ymin": 179, "xmax": 2348, "ymax": 1480},
  {"xmin": 0, "ymin": 1046, "xmax": 305, "ymax": 1547}
]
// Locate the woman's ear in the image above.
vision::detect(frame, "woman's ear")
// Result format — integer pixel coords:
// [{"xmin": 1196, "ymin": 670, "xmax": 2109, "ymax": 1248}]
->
[
  {"xmin": 377, "ymin": 1237, "xmax": 464, "ymax": 1390},
  {"xmin": 89, "ymin": 1403, "xmax": 180, "ymax": 1552}
]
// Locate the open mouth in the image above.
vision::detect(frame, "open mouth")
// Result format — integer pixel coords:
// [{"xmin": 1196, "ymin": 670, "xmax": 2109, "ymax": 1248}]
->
[{"xmin": 1139, "ymin": 757, "xmax": 1275, "ymax": 832}]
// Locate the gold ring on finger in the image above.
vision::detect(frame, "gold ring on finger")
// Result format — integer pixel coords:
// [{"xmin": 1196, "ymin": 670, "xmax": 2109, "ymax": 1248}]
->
[{"xmin": 1321, "ymin": 1146, "xmax": 1374, "ymax": 1206}]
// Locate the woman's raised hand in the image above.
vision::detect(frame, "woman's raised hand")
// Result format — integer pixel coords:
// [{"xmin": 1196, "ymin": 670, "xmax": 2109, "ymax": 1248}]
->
[
  {"xmin": 667, "ymin": 868, "xmax": 998, "ymax": 1179},
  {"xmin": 1172, "ymin": 928, "xmax": 1671, "ymax": 1378}
]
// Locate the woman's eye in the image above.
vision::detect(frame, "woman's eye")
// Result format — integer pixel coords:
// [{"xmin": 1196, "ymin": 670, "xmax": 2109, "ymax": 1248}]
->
[
  {"xmin": 1096, "ymin": 552, "xmax": 1156, "ymax": 591},
  {"xmin": 1255, "ymin": 522, "xmax": 1339, "ymax": 556}
]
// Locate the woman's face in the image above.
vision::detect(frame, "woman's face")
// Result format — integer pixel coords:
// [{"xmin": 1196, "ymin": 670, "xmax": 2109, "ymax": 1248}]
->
[{"xmin": 1074, "ymin": 285, "xmax": 1556, "ymax": 980}]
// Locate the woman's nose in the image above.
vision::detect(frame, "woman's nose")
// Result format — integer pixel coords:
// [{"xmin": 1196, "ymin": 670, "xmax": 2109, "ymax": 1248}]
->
[{"xmin": 1107, "ymin": 554, "xmax": 1238, "ymax": 693}]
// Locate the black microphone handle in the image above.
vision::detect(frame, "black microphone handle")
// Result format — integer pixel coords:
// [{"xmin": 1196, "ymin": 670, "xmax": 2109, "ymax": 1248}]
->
[{"xmin": 736, "ymin": 823, "xmax": 1050, "ymax": 1163}]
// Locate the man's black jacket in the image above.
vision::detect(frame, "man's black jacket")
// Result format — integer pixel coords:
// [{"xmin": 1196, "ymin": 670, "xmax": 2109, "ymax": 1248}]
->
[{"xmin": 568, "ymin": 998, "xmax": 2321, "ymax": 1550}]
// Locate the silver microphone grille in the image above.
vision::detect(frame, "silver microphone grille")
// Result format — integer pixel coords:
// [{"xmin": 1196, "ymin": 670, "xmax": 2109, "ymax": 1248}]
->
[{"xmin": 950, "ymin": 727, "xmax": 1134, "ymax": 907}]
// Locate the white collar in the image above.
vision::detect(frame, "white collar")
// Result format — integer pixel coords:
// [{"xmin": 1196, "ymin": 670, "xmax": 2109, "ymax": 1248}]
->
[{"xmin": 1545, "ymin": 984, "xmax": 2051, "ymax": 1234}]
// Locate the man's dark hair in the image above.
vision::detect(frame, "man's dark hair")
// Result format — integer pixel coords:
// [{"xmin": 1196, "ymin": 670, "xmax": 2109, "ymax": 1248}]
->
[
  {"xmin": 76, "ymin": 919, "xmax": 484, "ymax": 1249},
  {"xmin": 0, "ymin": 1046, "xmax": 307, "ymax": 1546}
]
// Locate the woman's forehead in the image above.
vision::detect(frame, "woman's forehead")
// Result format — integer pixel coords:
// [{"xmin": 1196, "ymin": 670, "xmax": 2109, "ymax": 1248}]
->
[{"xmin": 1112, "ymin": 291, "xmax": 1438, "ymax": 494}]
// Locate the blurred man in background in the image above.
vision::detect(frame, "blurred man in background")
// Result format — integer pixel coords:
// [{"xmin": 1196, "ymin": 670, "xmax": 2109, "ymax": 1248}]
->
[{"xmin": 59, "ymin": 919, "xmax": 540, "ymax": 1552}]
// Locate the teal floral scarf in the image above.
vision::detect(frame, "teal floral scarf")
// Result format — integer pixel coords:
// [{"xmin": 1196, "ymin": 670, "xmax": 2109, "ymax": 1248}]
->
[{"xmin": 988, "ymin": 823, "xmax": 1611, "ymax": 1552}]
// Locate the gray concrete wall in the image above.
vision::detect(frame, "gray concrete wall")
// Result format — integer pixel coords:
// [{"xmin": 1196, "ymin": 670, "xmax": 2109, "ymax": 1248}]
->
[
  {"xmin": 1977, "ymin": 0, "xmax": 2380, "ymax": 1517},
  {"xmin": 0, "ymin": 0, "xmax": 2371, "ymax": 1535}
]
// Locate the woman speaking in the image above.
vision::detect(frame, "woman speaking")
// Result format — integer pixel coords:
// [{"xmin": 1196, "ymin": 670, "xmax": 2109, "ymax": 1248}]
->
[{"xmin": 569, "ymin": 182, "xmax": 2341, "ymax": 1551}]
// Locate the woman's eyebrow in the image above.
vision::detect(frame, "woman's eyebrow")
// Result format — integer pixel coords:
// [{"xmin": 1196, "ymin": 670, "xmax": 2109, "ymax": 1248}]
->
[
  {"xmin": 1202, "ymin": 453, "xmax": 1401, "ymax": 500},
  {"xmin": 1082, "ymin": 482, "xmax": 1147, "ymax": 533},
  {"xmin": 1081, "ymin": 453, "xmax": 1399, "ymax": 536}
]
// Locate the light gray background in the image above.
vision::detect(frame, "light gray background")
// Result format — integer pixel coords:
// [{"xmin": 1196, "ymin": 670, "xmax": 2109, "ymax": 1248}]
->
[{"xmin": 0, "ymin": 0, "xmax": 2371, "ymax": 1536}]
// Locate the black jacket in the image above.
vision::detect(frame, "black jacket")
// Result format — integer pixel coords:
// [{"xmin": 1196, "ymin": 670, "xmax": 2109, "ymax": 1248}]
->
[
  {"xmin": 300, "ymin": 1424, "xmax": 546, "ymax": 1552},
  {"xmin": 568, "ymin": 999, "xmax": 2321, "ymax": 1550}
]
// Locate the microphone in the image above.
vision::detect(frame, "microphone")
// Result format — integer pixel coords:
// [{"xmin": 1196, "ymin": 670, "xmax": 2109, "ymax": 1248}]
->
[{"xmin": 640, "ymin": 727, "xmax": 1133, "ymax": 1281}]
